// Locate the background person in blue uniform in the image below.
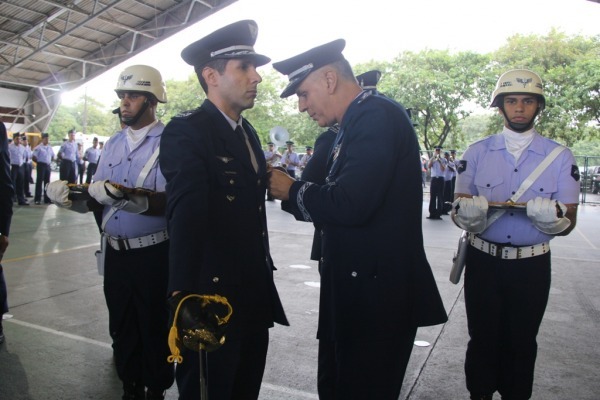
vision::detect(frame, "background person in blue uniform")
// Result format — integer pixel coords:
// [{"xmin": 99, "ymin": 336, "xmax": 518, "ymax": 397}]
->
[
  {"xmin": 8, "ymin": 133, "xmax": 27, "ymax": 205},
  {"xmin": 427, "ymin": 146, "xmax": 446, "ymax": 219},
  {"xmin": 84, "ymin": 137, "xmax": 101, "ymax": 183},
  {"xmin": 269, "ymin": 39, "xmax": 447, "ymax": 400},
  {"xmin": 31, "ymin": 132, "xmax": 55, "ymax": 204},
  {"xmin": 58, "ymin": 129, "xmax": 78, "ymax": 184},
  {"xmin": 451, "ymin": 69, "xmax": 580, "ymax": 400},
  {"xmin": 0, "ymin": 122, "xmax": 15, "ymax": 344},
  {"xmin": 48, "ymin": 65, "xmax": 174, "ymax": 400},
  {"xmin": 159, "ymin": 20, "xmax": 288, "ymax": 400}
]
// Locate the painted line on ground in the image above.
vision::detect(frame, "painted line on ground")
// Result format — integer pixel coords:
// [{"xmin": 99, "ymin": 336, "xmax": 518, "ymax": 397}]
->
[
  {"xmin": 2, "ymin": 243, "xmax": 98, "ymax": 263},
  {"xmin": 6, "ymin": 318, "xmax": 320, "ymax": 399}
]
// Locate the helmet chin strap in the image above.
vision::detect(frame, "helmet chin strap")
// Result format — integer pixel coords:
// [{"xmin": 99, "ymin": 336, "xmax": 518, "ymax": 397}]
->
[
  {"xmin": 121, "ymin": 99, "xmax": 150, "ymax": 127},
  {"xmin": 499, "ymin": 106, "xmax": 540, "ymax": 133}
]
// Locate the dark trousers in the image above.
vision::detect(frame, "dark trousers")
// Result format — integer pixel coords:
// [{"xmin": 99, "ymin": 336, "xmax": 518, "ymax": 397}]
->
[
  {"xmin": 34, "ymin": 162, "xmax": 51, "ymax": 203},
  {"xmin": 59, "ymin": 160, "xmax": 77, "ymax": 184},
  {"xmin": 0, "ymin": 264, "xmax": 7, "ymax": 315},
  {"xmin": 176, "ymin": 330, "xmax": 269, "ymax": 400},
  {"xmin": 77, "ymin": 162, "xmax": 85, "ymax": 184},
  {"xmin": 23, "ymin": 162, "xmax": 32, "ymax": 195},
  {"xmin": 443, "ymin": 179, "xmax": 454, "ymax": 212},
  {"xmin": 86, "ymin": 163, "xmax": 97, "ymax": 184},
  {"xmin": 10, "ymin": 165, "xmax": 26, "ymax": 203},
  {"xmin": 103, "ymin": 240, "xmax": 174, "ymax": 391},
  {"xmin": 428, "ymin": 176, "xmax": 445, "ymax": 217},
  {"xmin": 464, "ymin": 247, "xmax": 551, "ymax": 400},
  {"xmin": 317, "ymin": 327, "xmax": 417, "ymax": 400}
]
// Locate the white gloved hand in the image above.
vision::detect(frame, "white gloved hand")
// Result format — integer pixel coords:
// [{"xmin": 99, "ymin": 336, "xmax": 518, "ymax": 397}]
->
[
  {"xmin": 452, "ymin": 196, "xmax": 489, "ymax": 233},
  {"xmin": 47, "ymin": 180, "xmax": 71, "ymax": 207},
  {"xmin": 526, "ymin": 197, "xmax": 571, "ymax": 235},
  {"xmin": 46, "ymin": 180, "xmax": 88, "ymax": 213},
  {"xmin": 88, "ymin": 180, "xmax": 148, "ymax": 214}
]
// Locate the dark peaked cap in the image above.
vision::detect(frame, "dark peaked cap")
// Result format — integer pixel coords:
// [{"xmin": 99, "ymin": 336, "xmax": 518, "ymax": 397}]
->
[
  {"xmin": 356, "ymin": 70, "xmax": 382, "ymax": 90},
  {"xmin": 181, "ymin": 20, "xmax": 270, "ymax": 68},
  {"xmin": 272, "ymin": 39, "xmax": 347, "ymax": 98}
]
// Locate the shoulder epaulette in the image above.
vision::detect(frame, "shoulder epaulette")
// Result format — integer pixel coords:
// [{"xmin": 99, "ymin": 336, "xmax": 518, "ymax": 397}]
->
[{"xmin": 172, "ymin": 107, "xmax": 203, "ymax": 119}]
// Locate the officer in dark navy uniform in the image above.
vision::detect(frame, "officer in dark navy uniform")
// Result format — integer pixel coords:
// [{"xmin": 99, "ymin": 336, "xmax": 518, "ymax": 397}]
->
[
  {"xmin": 270, "ymin": 40, "xmax": 447, "ymax": 400},
  {"xmin": 159, "ymin": 20, "xmax": 288, "ymax": 400},
  {"xmin": 0, "ymin": 122, "xmax": 14, "ymax": 344},
  {"xmin": 300, "ymin": 70, "xmax": 383, "ymax": 272}
]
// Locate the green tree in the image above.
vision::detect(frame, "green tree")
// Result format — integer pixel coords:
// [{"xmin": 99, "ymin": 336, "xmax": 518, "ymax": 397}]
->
[{"xmin": 378, "ymin": 50, "xmax": 489, "ymax": 151}]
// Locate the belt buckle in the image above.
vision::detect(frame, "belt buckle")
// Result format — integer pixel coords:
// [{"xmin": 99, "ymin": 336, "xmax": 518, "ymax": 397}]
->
[{"xmin": 116, "ymin": 238, "xmax": 129, "ymax": 251}]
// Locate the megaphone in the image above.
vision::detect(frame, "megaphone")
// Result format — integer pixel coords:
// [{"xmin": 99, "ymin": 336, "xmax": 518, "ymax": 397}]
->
[{"xmin": 269, "ymin": 126, "xmax": 289, "ymax": 147}]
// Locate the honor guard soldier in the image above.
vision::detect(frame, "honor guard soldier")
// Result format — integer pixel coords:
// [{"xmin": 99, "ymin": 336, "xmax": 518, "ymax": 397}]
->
[
  {"xmin": 48, "ymin": 65, "xmax": 175, "ymax": 399},
  {"xmin": 452, "ymin": 69, "xmax": 580, "ymax": 400},
  {"xmin": 159, "ymin": 20, "xmax": 288, "ymax": 400},
  {"xmin": 269, "ymin": 39, "xmax": 447, "ymax": 400},
  {"xmin": 31, "ymin": 133, "xmax": 55, "ymax": 204}
]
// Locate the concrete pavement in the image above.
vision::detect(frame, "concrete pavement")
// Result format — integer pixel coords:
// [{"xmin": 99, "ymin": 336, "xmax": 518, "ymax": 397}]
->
[{"xmin": 1, "ymin": 194, "xmax": 599, "ymax": 399}]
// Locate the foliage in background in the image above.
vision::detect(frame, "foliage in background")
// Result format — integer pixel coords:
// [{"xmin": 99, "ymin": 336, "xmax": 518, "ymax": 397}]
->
[{"xmin": 49, "ymin": 30, "xmax": 600, "ymax": 154}]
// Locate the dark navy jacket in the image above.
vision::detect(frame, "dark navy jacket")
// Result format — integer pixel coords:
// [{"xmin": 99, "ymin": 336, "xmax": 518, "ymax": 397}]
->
[
  {"xmin": 160, "ymin": 100, "xmax": 288, "ymax": 339},
  {"xmin": 286, "ymin": 93, "xmax": 447, "ymax": 342}
]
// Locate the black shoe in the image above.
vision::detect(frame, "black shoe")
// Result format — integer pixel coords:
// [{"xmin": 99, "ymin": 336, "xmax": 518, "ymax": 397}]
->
[
  {"xmin": 426, "ymin": 215, "xmax": 442, "ymax": 219},
  {"xmin": 146, "ymin": 389, "xmax": 165, "ymax": 400},
  {"xmin": 470, "ymin": 394, "xmax": 493, "ymax": 400},
  {"xmin": 34, "ymin": 201, "xmax": 41, "ymax": 205},
  {"xmin": 18, "ymin": 201, "xmax": 29, "ymax": 206},
  {"xmin": 0, "ymin": 321, "xmax": 4, "ymax": 344},
  {"xmin": 122, "ymin": 382, "xmax": 145, "ymax": 400}
]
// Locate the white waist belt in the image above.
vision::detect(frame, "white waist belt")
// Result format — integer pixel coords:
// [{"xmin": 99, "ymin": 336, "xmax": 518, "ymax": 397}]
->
[
  {"xmin": 106, "ymin": 230, "xmax": 169, "ymax": 251},
  {"xmin": 468, "ymin": 234, "xmax": 549, "ymax": 260}
]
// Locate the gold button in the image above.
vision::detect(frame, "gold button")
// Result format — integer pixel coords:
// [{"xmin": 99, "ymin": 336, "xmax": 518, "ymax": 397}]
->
[
  {"xmin": 229, "ymin": 179, "xmax": 235, "ymax": 185},
  {"xmin": 212, "ymin": 277, "xmax": 219, "ymax": 283}
]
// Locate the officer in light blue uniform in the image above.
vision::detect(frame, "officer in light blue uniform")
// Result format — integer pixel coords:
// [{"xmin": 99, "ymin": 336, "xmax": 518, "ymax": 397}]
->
[
  {"xmin": 32, "ymin": 133, "xmax": 55, "ymax": 204},
  {"xmin": 452, "ymin": 69, "xmax": 580, "ymax": 400},
  {"xmin": 427, "ymin": 146, "xmax": 446, "ymax": 219},
  {"xmin": 8, "ymin": 133, "xmax": 27, "ymax": 205},
  {"xmin": 58, "ymin": 129, "xmax": 78, "ymax": 183},
  {"xmin": 84, "ymin": 137, "xmax": 101, "ymax": 183}
]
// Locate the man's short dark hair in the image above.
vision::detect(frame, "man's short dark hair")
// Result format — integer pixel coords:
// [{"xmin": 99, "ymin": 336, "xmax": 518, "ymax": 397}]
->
[{"xmin": 195, "ymin": 58, "xmax": 229, "ymax": 94}]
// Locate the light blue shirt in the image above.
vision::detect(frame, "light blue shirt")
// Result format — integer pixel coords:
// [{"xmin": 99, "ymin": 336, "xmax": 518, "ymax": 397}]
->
[
  {"xmin": 429, "ymin": 156, "xmax": 446, "ymax": 178},
  {"xmin": 59, "ymin": 141, "xmax": 78, "ymax": 161},
  {"xmin": 455, "ymin": 131, "xmax": 579, "ymax": 246},
  {"xmin": 84, "ymin": 146, "xmax": 101, "ymax": 164},
  {"xmin": 8, "ymin": 143, "xmax": 24, "ymax": 166},
  {"xmin": 32, "ymin": 144, "xmax": 55, "ymax": 164},
  {"xmin": 94, "ymin": 122, "xmax": 167, "ymax": 238}
]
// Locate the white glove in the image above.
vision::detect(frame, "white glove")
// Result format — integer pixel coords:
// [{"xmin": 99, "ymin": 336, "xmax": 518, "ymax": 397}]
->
[
  {"xmin": 452, "ymin": 196, "xmax": 489, "ymax": 233},
  {"xmin": 88, "ymin": 180, "xmax": 148, "ymax": 214},
  {"xmin": 526, "ymin": 197, "xmax": 571, "ymax": 235},
  {"xmin": 46, "ymin": 180, "xmax": 88, "ymax": 213}
]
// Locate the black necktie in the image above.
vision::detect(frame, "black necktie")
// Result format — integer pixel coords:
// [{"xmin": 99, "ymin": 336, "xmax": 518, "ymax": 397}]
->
[{"xmin": 235, "ymin": 125, "xmax": 258, "ymax": 172}]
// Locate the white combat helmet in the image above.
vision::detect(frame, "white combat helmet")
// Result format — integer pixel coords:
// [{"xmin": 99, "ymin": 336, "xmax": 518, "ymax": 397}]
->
[
  {"xmin": 490, "ymin": 69, "xmax": 544, "ymax": 109},
  {"xmin": 114, "ymin": 65, "xmax": 167, "ymax": 103}
]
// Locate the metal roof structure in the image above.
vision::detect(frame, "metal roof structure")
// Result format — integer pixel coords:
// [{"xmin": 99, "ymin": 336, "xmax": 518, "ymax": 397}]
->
[{"xmin": 0, "ymin": 0, "xmax": 237, "ymax": 133}]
